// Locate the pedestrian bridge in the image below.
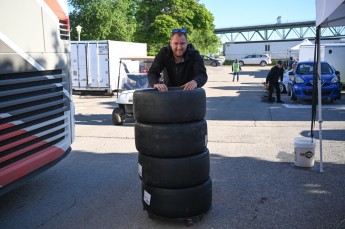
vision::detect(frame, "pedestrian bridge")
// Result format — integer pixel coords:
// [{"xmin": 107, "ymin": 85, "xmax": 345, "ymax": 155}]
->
[{"xmin": 215, "ymin": 21, "xmax": 345, "ymax": 42}]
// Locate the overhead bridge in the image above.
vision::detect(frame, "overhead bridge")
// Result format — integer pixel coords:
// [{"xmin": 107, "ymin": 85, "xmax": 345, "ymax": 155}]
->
[{"xmin": 215, "ymin": 21, "xmax": 345, "ymax": 42}]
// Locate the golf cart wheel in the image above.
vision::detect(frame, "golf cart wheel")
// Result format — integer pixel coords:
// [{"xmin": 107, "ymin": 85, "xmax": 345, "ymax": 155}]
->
[
  {"xmin": 135, "ymin": 119, "xmax": 207, "ymax": 157},
  {"xmin": 211, "ymin": 61, "xmax": 217, "ymax": 67},
  {"xmin": 112, "ymin": 107, "xmax": 125, "ymax": 125},
  {"xmin": 133, "ymin": 87, "xmax": 206, "ymax": 124},
  {"xmin": 138, "ymin": 149, "xmax": 210, "ymax": 188}
]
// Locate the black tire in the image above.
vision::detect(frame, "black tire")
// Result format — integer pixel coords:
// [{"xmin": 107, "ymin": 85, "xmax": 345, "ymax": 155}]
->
[
  {"xmin": 112, "ymin": 107, "xmax": 125, "ymax": 125},
  {"xmin": 133, "ymin": 87, "xmax": 206, "ymax": 124},
  {"xmin": 260, "ymin": 61, "xmax": 267, "ymax": 66},
  {"xmin": 211, "ymin": 61, "xmax": 217, "ymax": 67},
  {"xmin": 135, "ymin": 120, "xmax": 207, "ymax": 157},
  {"xmin": 238, "ymin": 61, "xmax": 244, "ymax": 66},
  {"xmin": 138, "ymin": 149, "xmax": 210, "ymax": 188},
  {"xmin": 142, "ymin": 178, "xmax": 212, "ymax": 218}
]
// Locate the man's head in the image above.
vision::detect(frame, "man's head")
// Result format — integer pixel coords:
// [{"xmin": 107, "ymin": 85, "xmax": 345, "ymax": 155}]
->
[
  {"xmin": 170, "ymin": 29, "xmax": 188, "ymax": 60},
  {"xmin": 277, "ymin": 60, "xmax": 283, "ymax": 68}
]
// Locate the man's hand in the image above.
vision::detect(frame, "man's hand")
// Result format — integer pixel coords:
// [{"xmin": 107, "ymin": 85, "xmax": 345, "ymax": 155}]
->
[
  {"xmin": 180, "ymin": 80, "xmax": 197, "ymax": 90},
  {"xmin": 153, "ymin": 83, "xmax": 168, "ymax": 92}
]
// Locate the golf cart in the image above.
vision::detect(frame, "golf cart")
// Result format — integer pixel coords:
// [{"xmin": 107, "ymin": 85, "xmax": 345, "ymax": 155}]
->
[{"xmin": 112, "ymin": 56, "xmax": 154, "ymax": 125}]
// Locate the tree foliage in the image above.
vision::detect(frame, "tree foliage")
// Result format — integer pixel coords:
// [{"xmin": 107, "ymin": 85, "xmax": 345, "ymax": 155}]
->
[
  {"xmin": 134, "ymin": 0, "xmax": 220, "ymax": 55},
  {"xmin": 68, "ymin": 0, "xmax": 136, "ymax": 41},
  {"xmin": 68, "ymin": 0, "xmax": 220, "ymax": 55}
]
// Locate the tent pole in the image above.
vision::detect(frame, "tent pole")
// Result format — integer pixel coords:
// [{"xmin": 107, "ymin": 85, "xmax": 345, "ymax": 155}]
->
[{"xmin": 316, "ymin": 26, "xmax": 324, "ymax": 172}]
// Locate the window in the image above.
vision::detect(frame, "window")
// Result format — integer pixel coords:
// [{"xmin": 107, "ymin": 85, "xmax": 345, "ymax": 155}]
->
[{"xmin": 265, "ymin": 44, "xmax": 270, "ymax": 52}]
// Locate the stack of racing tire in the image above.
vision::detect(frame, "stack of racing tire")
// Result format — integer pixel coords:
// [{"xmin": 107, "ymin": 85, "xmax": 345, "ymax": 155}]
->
[{"xmin": 134, "ymin": 87, "xmax": 212, "ymax": 220}]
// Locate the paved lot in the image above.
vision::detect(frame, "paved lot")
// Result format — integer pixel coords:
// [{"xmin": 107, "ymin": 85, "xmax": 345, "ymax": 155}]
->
[{"xmin": 1, "ymin": 66, "xmax": 345, "ymax": 229}]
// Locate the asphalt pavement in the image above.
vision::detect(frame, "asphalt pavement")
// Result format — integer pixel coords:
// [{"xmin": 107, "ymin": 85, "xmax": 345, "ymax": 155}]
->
[{"xmin": 1, "ymin": 66, "xmax": 345, "ymax": 229}]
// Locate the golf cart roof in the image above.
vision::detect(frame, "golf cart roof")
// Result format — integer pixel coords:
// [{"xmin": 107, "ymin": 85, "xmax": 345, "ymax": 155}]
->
[{"xmin": 120, "ymin": 56, "xmax": 155, "ymax": 61}]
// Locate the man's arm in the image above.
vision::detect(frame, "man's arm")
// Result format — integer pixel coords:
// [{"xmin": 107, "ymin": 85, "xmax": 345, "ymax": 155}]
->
[
  {"xmin": 147, "ymin": 48, "xmax": 166, "ymax": 87},
  {"xmin": 192, "ymin": 52, "xmax": 208, "ymax": 87}
]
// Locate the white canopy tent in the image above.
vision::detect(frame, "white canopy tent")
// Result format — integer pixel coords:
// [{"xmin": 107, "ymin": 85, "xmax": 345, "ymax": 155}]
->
[
  {"xmin": 313, "ymin": 0, "xmax": 345, "ymax": 172},
  {"xmin": 290, "ymin": 39, "xmax": 313, "ymax": 51}
]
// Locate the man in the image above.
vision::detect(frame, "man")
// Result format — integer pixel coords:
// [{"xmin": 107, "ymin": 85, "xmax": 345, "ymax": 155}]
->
[
  {"xmin": 148, "ymin": 29, "xmax": 208, "ymax": 92},
  {"xmin": 232, "ymin": 59, "xmax": 241, "ymax": 82},
  {"xmin": 266, "ymin": 60, "xmax": 284, "ymax": 103}
]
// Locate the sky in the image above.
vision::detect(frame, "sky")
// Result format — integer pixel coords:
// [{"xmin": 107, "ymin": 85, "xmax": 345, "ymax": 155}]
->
[{"xmin": 198, "ymin": 0, "xmax": 316, "ymax": 28}]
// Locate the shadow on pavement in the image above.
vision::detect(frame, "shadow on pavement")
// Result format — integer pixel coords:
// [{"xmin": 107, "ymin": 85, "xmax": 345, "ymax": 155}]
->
[{"xmin": 1, "ymin": 151, "xmax": 344, "ymax": 228}]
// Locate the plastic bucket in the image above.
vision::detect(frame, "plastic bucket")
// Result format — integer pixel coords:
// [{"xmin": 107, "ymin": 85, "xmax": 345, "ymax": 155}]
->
[{"xmin": 294, "ymin": 137, "xmax": 316, "ymax": 167}]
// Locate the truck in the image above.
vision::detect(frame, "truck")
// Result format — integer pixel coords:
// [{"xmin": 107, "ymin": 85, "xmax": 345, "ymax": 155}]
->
[
  {"xmin": 0, "ymin": 0, "xmax": 74, "ymax": 195},
  {"xmin": 71, "ymin": 40, "xmax": 147, "ymax": 95},
  {"xmin": 299, "ymin": 43, "xmax": 345, "ymax": 85}
]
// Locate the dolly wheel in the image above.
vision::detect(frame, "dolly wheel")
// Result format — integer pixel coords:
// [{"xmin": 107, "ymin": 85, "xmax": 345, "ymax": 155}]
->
[{"xmin": 112, "ymin": 107, "xmax": 124, "ymax": 125}]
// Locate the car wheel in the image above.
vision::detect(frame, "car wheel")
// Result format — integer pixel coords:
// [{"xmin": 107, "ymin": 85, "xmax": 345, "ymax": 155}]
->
[
  {"xmin": 211, "ymin": 61, "xmax": 217, "ymax": 67},
  {"xmin": 133, "ymin": 87, "xmax": 206, "ymax": 124},
  {"xmin": 112, "ymin": 107, "xmax": 125, "ymax": 125},
  {"xmin": 138, "ymin": 149, "xmax": 210, "ymax": 188},
  {"xmin": 239, "ymin": 61, "xmax": 244, "ymax": 66},
  {"xmin": 135, "ymin": 119, "xmax": 207, "ymax": 157},
  {"xmin": 260, "ymin": 61, "xmax": 267, "ymax": 66},
  {"xmin": 142, "ymin": 178, "xmax": 212, "ymax": 218}
]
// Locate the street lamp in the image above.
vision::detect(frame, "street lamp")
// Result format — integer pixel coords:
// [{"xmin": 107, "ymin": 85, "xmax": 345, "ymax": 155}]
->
[{"xmin": 76, "ymin": 25, "xmax": 82, "ymax": 41}]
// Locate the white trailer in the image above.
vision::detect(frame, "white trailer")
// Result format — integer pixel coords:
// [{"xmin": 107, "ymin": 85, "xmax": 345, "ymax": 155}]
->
[
  {"xmin": 224, "ymin": 40, "xmax": 304, "ymax": 61},
  {"xmin": 71, "ymin": 40, "xmax": 147, "ymax": 94},
  {"xmin": 299, "ymin": 43, "xmax": 345, "ymax": 84}
]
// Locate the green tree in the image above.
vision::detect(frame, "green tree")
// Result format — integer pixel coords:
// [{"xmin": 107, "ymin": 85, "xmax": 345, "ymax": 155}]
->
[
  {"xmin": 134, "ymin": 0, "xmax": 220, "ymax": 55},
  {"xmin": 68, "ymin": 0, "xmax": 136, "ymax": 41}
]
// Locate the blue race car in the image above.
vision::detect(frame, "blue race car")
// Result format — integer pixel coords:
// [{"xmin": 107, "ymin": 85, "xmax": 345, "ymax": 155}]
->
[{"xmin": 290, "ymin": 61, "xmax": 341, "ymax": 102}]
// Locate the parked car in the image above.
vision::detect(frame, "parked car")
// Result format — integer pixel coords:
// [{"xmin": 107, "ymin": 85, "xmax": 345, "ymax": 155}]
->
[
  {"xmin": 201, "ymin": 55, "xmax": 223, "ymax": 67},
  {"xmin": 239, "ymin": 54, "xmax": 272, "ymax": 66},
  {"xmin": 289, "ymin": 61, "xmax": 341, "ymax": 102}
]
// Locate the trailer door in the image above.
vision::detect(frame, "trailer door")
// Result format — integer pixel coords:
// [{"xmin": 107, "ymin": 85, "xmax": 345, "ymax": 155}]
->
[
  {"xmin": 77, "ymin": 43, "xmax": 88, "ymax": 88},
  {"xmin": 71, "ymin": 43, "xmax": 79, "ymax": 88},
  {"xmin": 97, "ymin": 43, "xmax": 110, "ymax": 89}
]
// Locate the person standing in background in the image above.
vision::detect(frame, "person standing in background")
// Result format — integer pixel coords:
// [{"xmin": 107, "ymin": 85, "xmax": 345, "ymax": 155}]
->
[{"xmin": 232, "ymin": 59, "xmax": 242, "ymax": 82}]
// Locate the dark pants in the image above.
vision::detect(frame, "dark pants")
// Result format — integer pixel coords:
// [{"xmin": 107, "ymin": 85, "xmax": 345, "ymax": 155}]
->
[
  {"xmin": 233, "ymin": 72, "xmax": 239, "ymax": 81},
  {"xmin": 268, "ymin": 81, "xmax": 281, "ymax": 101}
]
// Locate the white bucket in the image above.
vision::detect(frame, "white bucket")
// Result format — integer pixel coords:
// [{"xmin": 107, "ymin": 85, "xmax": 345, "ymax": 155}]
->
[{"xmin": 294, "ymin": 137, "xmax": 316, "ymax": 168}]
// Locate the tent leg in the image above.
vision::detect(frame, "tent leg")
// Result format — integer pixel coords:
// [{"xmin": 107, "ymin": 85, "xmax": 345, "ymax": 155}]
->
[{"xmin": 316, "ymin": 26, "xmax": 324, "ymax": 172}]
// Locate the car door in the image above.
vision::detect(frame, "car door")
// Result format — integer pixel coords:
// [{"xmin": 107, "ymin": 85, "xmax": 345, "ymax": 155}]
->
[{"xmin": 246, "ymin": 55, "xmax": 256, "ymax": 64}]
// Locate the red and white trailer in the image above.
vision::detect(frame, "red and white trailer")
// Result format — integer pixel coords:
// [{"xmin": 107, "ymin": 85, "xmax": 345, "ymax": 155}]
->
[{"xmin": 0, "ymin": 0, "xmax": 75, "ymax": 195}]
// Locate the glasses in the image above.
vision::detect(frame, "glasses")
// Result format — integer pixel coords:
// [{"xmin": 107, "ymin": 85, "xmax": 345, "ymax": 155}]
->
[{"xmin": 172, "ymin": 29, "xmax": 187, "ymax": 34}]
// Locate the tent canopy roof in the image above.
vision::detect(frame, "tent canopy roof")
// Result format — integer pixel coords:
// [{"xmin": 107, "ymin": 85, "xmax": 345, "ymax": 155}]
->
[
  {"xmin": 290, "ymin": 39, "xmax": 314, "ymax": 50},
  {"xmin": 316, "ymin": 0, "xmax": 345, "ymax": 27}
]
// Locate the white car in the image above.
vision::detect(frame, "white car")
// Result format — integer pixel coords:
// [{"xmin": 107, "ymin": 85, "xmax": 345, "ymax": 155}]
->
[{"xmin": 239, "ymin": 54, "xmax": 272, "ymax": 66}]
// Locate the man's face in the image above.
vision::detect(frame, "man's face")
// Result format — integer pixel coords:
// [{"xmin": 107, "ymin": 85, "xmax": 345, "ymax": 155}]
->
[{"xmin": 170, "ymin": 34, "xmax": 188, "ymax": 59}]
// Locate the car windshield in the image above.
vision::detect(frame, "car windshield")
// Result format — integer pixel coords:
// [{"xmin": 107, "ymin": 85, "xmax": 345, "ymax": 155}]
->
[{"xmin": 296, "ymin": 63, "xmax": 333, "ymax": 75}]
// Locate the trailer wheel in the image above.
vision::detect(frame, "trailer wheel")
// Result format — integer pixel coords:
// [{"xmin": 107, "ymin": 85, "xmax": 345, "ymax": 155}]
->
[
  {"xmin": 135, "ymin": 120, "xmax": 207, "ymax": 157},
  {"xmin": 138, "ymin": 149, "xmax": 210, "ymax": 188},
  {"xmin": 142, "ymin": 178, "xmax": 212, "ymax": 218},
  {"xmin": 112, "ymin": 107, "xmax": 125, "ymax": 125},
  {"xmin": 133, "ymin": 87, "xmax": 206, "ymax": 124}
]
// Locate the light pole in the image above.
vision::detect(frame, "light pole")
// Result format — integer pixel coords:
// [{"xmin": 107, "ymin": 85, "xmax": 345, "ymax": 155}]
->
[{"xmin": 76, "ymin": 25, "xmax": 82, "ymax": 41}]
